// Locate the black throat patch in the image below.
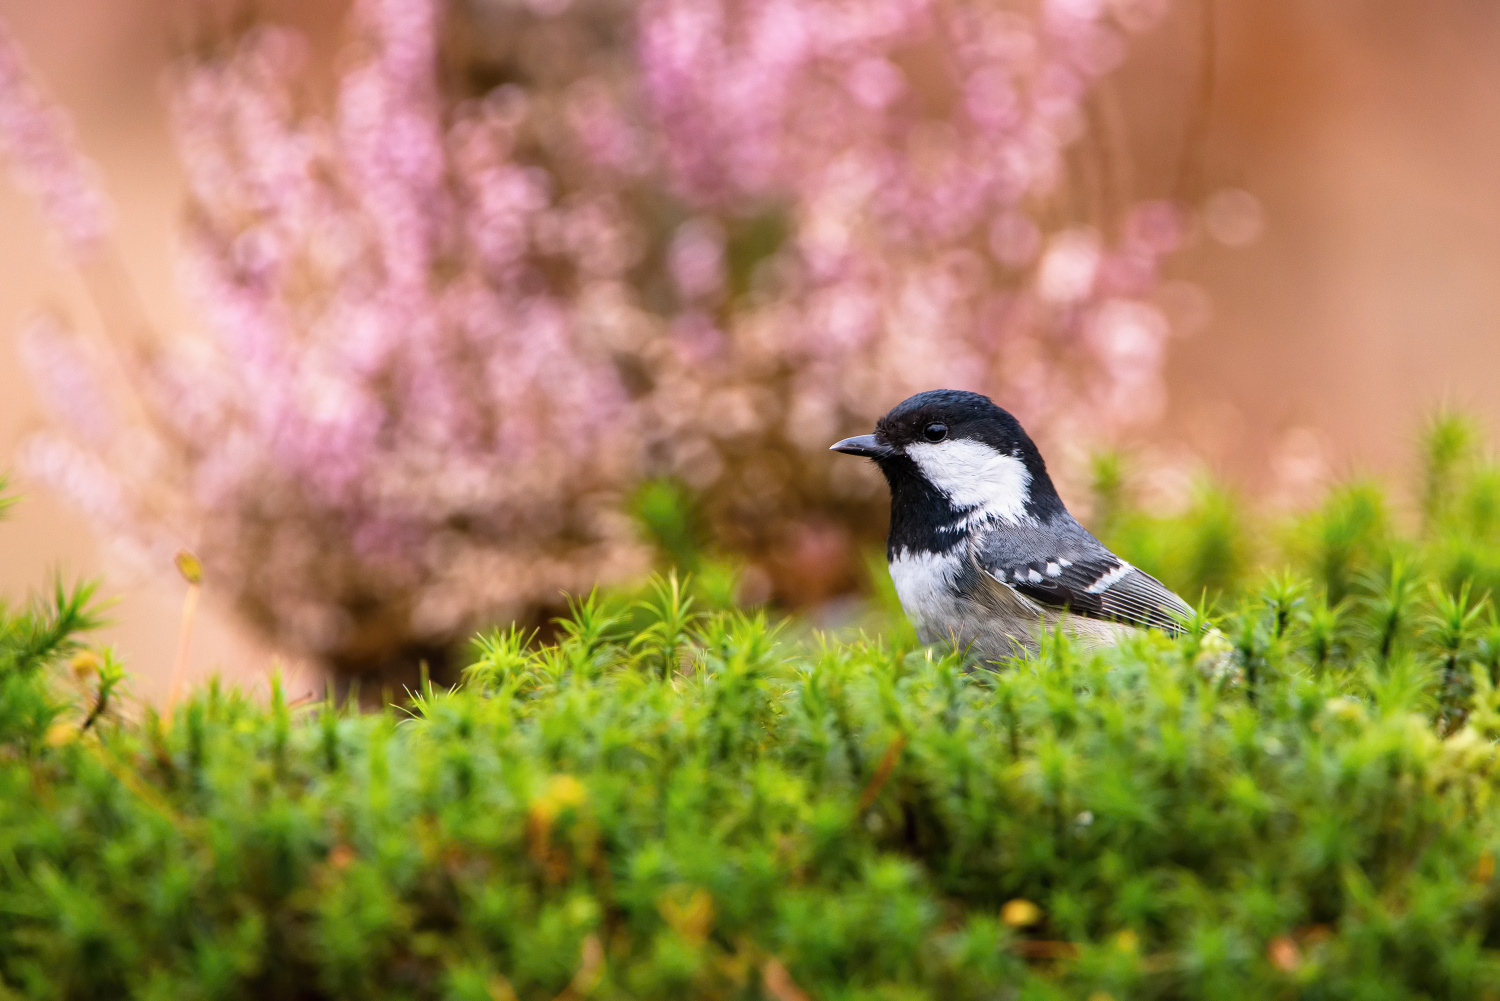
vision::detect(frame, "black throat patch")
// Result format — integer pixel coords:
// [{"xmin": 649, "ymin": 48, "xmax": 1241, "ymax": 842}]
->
[{"xmin": 878, "ymin": 454, "xmax": 969, "ymax": 559}]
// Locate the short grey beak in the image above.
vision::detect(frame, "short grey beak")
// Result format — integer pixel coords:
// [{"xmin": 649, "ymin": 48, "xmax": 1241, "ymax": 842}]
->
[{"xmin": 829, "ymin": 434, "xmax": 893, "ymax": 459}]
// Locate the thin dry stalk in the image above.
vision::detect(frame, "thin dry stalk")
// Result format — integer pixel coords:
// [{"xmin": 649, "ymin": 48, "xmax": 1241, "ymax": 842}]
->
[{"xmin": 166, "ymin": 550, "xmax": 204, "ymax": 715}]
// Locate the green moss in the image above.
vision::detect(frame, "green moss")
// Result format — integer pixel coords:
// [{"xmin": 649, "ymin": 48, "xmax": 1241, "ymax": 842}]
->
[
  {"xmin": 2, "ymin": 564, "xmax": 1500, "ymax": 998},
  {"xmin": 10, "ymin": 421, "xmax": 1500, "ymax": 997}
]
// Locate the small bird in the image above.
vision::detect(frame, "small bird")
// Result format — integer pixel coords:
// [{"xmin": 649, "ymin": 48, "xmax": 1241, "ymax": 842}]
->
[{"xmin": 831, "ymin": 389, "xmax": 1196, "ymax": 660}]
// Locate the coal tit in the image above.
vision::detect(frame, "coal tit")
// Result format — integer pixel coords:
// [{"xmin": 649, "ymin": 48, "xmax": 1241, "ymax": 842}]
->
[{"xmin": 832, "ymin": 389, "xmax": 1195, "ymax": 660}]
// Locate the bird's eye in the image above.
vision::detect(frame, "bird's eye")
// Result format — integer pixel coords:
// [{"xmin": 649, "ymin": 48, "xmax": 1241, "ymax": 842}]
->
[{"xmin": 922, "ymin": 423, "xmax": 948, "ymax": 443}]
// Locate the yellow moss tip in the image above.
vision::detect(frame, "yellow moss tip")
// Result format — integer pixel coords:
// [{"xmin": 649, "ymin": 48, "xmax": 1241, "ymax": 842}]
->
[
  {"xmin": 70, "ymin": 650, "xmax": 100, "ymax": 679},
  {"xmin": 546, "ymin": 774, "xmax": 587, "ymax": 808},
  {"xmin": 1001, "ymin": 898, "xmax": 1041, "ymax": 928},
  {"xmin": 530, "ymin": 774, "xmax": 589, "ymax": 822},
  {"xmin": 175, "ymin": 549, "xmax": 203, "ymax": 586}
]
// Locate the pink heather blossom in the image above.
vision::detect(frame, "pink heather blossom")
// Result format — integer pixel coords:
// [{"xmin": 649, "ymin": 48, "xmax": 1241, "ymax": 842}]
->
[
  {"xmin": 17, "ymin": 314, "xmax": 115, "ymax": 446},
  {"xmin": 5, "ymin": 0, "xmax": 1196, "ymax": 670},
  {"xmin": 0, "ymin": 19, "xmax": 110, "ymax": 257},
  {"xmin": 12, "ymin": 2, "xmax": 650, "ymax": 674},
  {"xmin": 636, "ymin": 0, "xmax": 1183, "ymax": 499}
]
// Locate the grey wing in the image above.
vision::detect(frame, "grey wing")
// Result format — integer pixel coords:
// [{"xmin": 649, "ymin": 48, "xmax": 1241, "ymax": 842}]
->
[{"xmin": 974, "ymin": 548, "xmax": 1194, "ymax": 636}]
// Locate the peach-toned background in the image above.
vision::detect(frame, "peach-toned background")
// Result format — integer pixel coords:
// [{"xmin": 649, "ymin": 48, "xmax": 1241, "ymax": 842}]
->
[
  {"xmin": 4, "ymin": 1, "xmax": 1500, "ymax": 698},
  {"xmin": 0, "ymin": 0, "xmax": 346, "ymax": 702}
]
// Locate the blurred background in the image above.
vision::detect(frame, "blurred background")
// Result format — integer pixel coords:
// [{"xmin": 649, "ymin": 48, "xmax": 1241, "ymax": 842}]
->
[{"xmin": 3, "ymin": 0, "xmax": 1500, "ymax": 699}]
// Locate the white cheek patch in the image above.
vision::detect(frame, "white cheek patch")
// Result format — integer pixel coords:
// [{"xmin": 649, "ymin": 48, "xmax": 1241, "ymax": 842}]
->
[{"xmin": 905, "ymin": 438, "xmax": 1033, "ymax": 524}]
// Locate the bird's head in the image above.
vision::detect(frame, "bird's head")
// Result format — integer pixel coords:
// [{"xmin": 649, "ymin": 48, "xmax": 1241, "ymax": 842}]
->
[{"xmin": 831, "ymin": 389, "xmax": 1065, "ymax": 525}]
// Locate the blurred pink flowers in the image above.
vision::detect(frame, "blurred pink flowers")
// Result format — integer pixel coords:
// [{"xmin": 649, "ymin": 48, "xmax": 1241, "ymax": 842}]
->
[
  {"xmin": 636, "ymin": 0, "xmax": 1183, "ymax": 572},
  {"xmin": 0, "ymin": 22, "xmax": 109, "ymax": 258},
  {"xmin": 3, "ymin": 0, "xmax": 1190, "ymax": 673},
  {"xmin": 13, "ymin": 2, "xmax": 648, "ymax": 674}
]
